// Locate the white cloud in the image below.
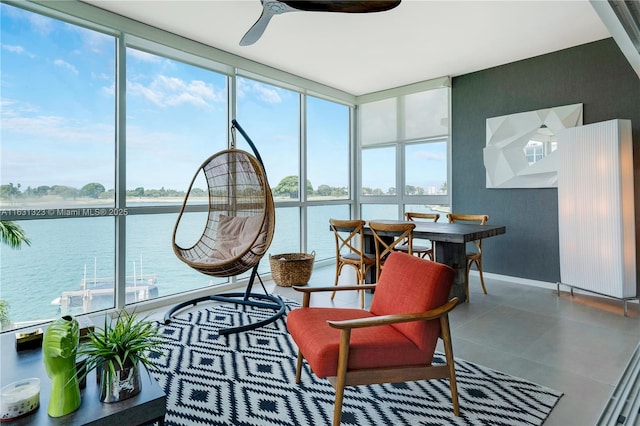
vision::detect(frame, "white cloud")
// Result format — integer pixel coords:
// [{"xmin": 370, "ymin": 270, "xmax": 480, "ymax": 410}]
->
[
  {"xmin": 54, "ymin": 59, "xmax": 79, "ymax": 76},
  {"xmin": 254, "ymin": 84, "xmax": 282, "ymax": 104},
  {"xmin": 237, "ymin": 78, "xmax": 283, "ymax": 104},
  {"xmin": 128, "ymin": 81, "xmax": 166, "ymax": 106},
  {"xmin": 128, "ymin": 49, "xmax": 163, "ymax": 63},
  {"xmin": 28, "ymin": 13, "xmax": 54, "ymax": 35},
  {"xmin": 92, "ymin": 72, "xmax": 112, "ymax": 81},
  {"xmin": 128, "ymin": 74, "xmax": 223, "ymax": 108},
  {"xmin": 82, "ymin": 30, "xmax": 112, "ymax": 54},
  {"xmin": 1, "ymin": 99, "xmax": 110, "ymax": 144},
  {"xmin": 414, "ymin": 150, "xmax": 446, "ymax": 161},
  {"xmin": 101, "ymin": 83, "xmax": 115, "ymax": 97},
  {"xmin": 1, "ymin": 44, "xmax": 35, "ymax": 58}
]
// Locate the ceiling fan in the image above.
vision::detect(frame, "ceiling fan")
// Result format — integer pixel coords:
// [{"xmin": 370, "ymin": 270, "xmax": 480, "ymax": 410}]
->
[{"xmin": 240, "ymin": 1, "xmax": 402, "ymax": 46}]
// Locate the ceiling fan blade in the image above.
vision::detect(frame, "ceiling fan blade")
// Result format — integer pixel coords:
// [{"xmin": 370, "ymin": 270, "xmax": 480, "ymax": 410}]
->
[
  {"xmin": 240, "ymin": 9, "xmax": 275, "ymax": 46},
  {"xmin": 240, "ymin": 1, "xmax": 297, "ymax": 46},
  {"xmin": 281, "ymin": 1, "xmax": 401, "ymax": 13}
]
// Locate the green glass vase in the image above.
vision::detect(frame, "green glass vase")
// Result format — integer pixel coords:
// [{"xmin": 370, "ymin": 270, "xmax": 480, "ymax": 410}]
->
[{"xmin": 42, "ymin": 315, "xmax": 81, "ymax": 417}]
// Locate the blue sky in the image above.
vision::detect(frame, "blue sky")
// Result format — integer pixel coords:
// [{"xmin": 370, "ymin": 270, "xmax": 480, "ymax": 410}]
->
[{"xmin": 1, "ymin": 2, "xmax": 446, "ymax": 195}]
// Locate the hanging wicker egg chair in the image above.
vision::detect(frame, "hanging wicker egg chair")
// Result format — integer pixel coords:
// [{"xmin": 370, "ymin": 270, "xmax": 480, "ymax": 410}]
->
[
  {"xmin": 171, "ymin": 148, "xmax": 275, "ymax": 277},
  {"xmin": 164, "ymin": 120, "xmax": 285, "ymax": 334}
]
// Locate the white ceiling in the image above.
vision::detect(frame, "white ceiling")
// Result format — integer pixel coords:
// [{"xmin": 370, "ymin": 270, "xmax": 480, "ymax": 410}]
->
[{"xmin": 83, "ymin": 0, "xmax": 613, "ymax": 96}]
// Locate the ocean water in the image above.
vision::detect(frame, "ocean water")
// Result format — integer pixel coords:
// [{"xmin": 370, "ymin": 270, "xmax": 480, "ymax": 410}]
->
[{"xmin": 0, "ymin": 203, "xmax": 441, "ymax": 326}]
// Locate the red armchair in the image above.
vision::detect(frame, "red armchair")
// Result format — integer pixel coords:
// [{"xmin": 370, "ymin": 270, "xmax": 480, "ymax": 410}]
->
[{"xmin": 287, "ymin": 251, "xmax": 459, "ymax": 426}]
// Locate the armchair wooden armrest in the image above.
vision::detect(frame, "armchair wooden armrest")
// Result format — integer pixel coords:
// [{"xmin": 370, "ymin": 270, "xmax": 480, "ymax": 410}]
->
[
  {"xmin": 327, "ymin": 298, "xmax": 458, "ymax": 330},
  {"xmin": 293, "ymin": 284, "xmax": 378, "ymax": 307}
]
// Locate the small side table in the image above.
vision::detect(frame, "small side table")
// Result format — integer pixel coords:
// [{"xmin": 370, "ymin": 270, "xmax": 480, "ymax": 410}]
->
[{"xmin": 1, "ymin": 327, "xmax": 166, "ymax": 425}]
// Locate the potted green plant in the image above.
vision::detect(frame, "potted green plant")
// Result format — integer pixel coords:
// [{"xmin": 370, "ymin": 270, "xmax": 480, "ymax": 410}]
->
[{"xmin": 77, "ymin": 309, "xmax": 165, "ymax": 403}]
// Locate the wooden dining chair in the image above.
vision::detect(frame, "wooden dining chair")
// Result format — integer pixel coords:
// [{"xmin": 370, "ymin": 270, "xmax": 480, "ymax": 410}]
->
[
  {"xmin": 368, "ymin": 220, "xmax": 416, "ymax": 283},
  {"xmin": 329, "ymin": 218, "xmax": 376, "ymax": 309},
  {"xmin": 396, "ymin": 212, "xmax": 440, "ymax": 260},
  {"xmin": 287, "ymin": 252, "xmax": 460, "ymax": 426},
  {"xmin": 446, "ymin": 213, "xmax": 489, "ymax": 302}
]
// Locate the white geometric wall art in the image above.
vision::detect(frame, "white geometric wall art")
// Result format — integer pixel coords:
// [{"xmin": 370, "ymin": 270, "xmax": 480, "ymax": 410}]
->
[{"xmin": 483, "ymin": 103, "xmax": 583, "ymax": 188}]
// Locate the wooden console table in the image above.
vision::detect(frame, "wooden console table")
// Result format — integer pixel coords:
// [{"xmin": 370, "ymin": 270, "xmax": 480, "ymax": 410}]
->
[{"xmin": 0, "ymin": 327, "xmax": 166, "ymax": 425}]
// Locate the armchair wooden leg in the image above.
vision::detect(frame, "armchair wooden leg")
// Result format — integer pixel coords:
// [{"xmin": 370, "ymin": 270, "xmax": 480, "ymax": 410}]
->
[
  {"xmin": 295, "ymin": 351, "xmax": 304, "ymax": 384},
  {"xmin": 440, "ymin": 315, "xmax": 460, "ymax": 416},
  {"xmin": 333, "ymin": 329, "xmax": 351, "ymax": 426}
]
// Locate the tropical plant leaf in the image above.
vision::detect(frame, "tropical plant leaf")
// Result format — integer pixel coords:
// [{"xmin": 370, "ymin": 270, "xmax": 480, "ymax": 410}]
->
[
  {"xmin": 77, "ymin": 309, "xmax": 165, "ymax": 383},
  {"xmin": 0, "ymin": 221, "xmax": 31, "ymax": 249}
]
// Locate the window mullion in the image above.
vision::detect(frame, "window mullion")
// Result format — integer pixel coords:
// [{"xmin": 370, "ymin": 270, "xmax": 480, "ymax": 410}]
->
[{"xmin": 115, "ymin": 34, "xmax": 127, "ymax": 310}]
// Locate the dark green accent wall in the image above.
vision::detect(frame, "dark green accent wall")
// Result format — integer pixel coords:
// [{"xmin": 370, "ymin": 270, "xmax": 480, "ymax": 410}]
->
[{"xmin": 451, "ymin": 38, "xmax": 640, "ymax": 283}]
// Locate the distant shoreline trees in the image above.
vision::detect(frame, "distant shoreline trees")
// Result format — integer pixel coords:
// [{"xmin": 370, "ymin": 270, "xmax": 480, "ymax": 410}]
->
[{"xmin": 0, "ymin": 176, "xmax": 444, "ymax": 201}]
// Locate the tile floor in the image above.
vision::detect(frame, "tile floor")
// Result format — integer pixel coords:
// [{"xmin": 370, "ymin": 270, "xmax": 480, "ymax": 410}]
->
[{"xmin": 266, "ymin": 264, "xmax": 640, "ymax": 426}]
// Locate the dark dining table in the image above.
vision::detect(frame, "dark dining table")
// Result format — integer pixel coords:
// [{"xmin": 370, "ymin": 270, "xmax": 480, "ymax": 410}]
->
[{"xmin": 359, "ymin": 220, "xmax": 506, "ymax": 303}]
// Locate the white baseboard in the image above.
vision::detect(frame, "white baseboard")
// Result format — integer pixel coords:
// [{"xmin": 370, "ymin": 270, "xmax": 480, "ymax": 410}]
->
[
  {"xmin": 471, "ymin": 270, "xmax": 640, "ymax": 305},
  {"xmin": 469, "ymin": 270, "xmax": 557, "ymax": 290}
]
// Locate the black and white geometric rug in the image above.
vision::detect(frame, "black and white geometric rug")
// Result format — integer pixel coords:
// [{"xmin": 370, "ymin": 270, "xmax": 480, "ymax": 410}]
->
[{"xmin": 150, "ymin": 298, "xmax": 563, "ymax": 425}]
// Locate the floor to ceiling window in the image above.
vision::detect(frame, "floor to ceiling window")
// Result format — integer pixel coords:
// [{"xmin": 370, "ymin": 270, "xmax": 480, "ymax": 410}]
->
[
  {"xmin": 0, "ymin": 4, "xmax": 117, "ymax": 326},
  {"xmin": 0, "ymin": 1, "xmax": 448, "ymax": 332},
  {"xmin": 125, "ymin": 45, "xmax": 231, "ymax": 299},
  {"xmin": 0, "ymin": 2, "xmax": 353, "ymax": 331},
  {"xmin": 306, "ymin": 96, "xmax": 351, "ymax": 261},
  {"xmin": 358, "ymin": 84, "xmax": 451, "ymax": 219},
  {"xmin": 236, "ymin": 76, "xmax": 302, "ymax": 260}
]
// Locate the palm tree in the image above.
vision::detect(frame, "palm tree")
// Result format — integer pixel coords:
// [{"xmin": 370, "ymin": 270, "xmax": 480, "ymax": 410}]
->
[
  {"xmin": 0, "ymin": 220, "xmax": 31, "ymax": 249},
  {"xmin": 0, "ymin": 220, "xmax": 30, "ymax": 330}
]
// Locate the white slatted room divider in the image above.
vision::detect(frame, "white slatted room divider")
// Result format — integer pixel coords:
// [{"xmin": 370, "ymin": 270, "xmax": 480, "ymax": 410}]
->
[{"xmin": 557, "ymin": 119, "xmax": 636, "ymax": 313}]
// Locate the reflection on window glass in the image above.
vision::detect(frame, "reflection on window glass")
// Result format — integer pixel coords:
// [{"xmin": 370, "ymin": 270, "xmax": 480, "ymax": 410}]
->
[
  {"xmin": 0, "ymin": 218, "xmax": 115, "ymax": 330},
  {"xmin": 361, "ymin": 204, "xmax": 399, "ymax": 220},
  {"xmin": 237, "ymin": 77, "xmax": 300, "ymax": 201},
  {"xmin": 405, "ymin": 141, "xmax": 447, "ymax": 195},
  {"xmin": 126, "ymin": 47, "xmax": 227, "ymax": 207},
  {"xmin": 360, "ymin": 98, "xmax": 397, "ymax": 146},
  {"xmin": 307, "ymin": 204, "xmax": 350, "ymax": 261},
  {"xmin": 0, "ymin": 4, "xmax": 116, "ymax": 209},
  {"xmin": 307, "ymin": 97, "xmax": 349, "ymax": 200},
  {"xmin": 404, "ymin": 88, "xmax": 449, "ymax": 140},
  {"xmin": 362, "ymin": 147, "xmax": 396, "ymax": 196},
  {"xmin": 524, "ymin": 126, "xmax": 557, "ymax": 165}
]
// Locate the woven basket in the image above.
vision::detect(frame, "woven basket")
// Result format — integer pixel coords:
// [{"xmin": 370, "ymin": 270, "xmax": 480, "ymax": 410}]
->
[{"xmin": 269, "ymin": 252, "xmax": 315, "ymax": 287}]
